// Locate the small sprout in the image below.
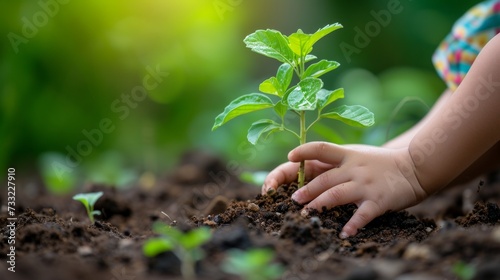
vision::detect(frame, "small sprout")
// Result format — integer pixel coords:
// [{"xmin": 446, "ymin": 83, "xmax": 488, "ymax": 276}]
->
[
  {"xmin": 452, "ymin": 261, "xmax": 475, "ymax": 280},
  {"xmin": 72, "ymin": 191, "xmax": 103, "ymax": 223},
  {"xmin": 143, "ymin": 223, "xmax": 212, "ymax": 280},
  {"xmin": 222, "ymin": 248, "xmax": 284, "ymax": 280}
]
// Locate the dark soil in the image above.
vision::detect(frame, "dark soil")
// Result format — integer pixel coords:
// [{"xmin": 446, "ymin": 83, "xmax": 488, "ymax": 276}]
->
[{"xmin": 1, "ymin": 150, "xmax": 500, "ymax": 280}]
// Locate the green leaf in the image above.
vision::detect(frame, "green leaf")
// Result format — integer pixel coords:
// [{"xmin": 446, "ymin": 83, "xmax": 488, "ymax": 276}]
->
[
  {"xmin": 303, "ymin": 60, "xmax": 340, "ymax": 79},
  {"xmin": 288, "ymin": 30, "xmax": 311, "ymax": 56},
  {"xmin": 316, "ymin": 88, "xmax": 344, "ymax": 110},
  {"xmin": 179, "ymin": 227, "xmax": 212, "ymax": 250},
  {"xmin": 73, "ymin": 191, "xmax": 103, "ymax": 212},
  {"xmin": 273, "ymin": 101, "xmax": 287, "ymax": 118},
  {"xmin": 288, "ymin": 23, "xmax": 342, "ymax": 57},
  {"xmin": 143, "ymin": 238, "xmax": 174, "ymax": 257},
  {"xmin": 153, "ymin": 222, "xmax": 182, "ymax": 240},
  {"xmin": 259, "ymin": 64, "xmax": 293, "ymax": 97},
  {"xmin": 286, "ymin": 78, "xmax": 323, "ymax": 111},
  {"xmin": 321, "ymin": 105, "xmax": 375, "ymax": 127},
  {"xmin": 213, "ymin": 93, "xmax": 274, "ymax": 130},
  {"xmin": 259, "ymin": 77, "xmax": 280, "ymax": 96},
  {"xmin": 244, "ymin": 29, "xmax": 294, "ymax": 63},
  {"xmin": 304, "ymin": 54, "xmax": 317, "ymax": 63},
  {"xmin": 276, "ymin": 63, "xmax": 293, "ymax": 94},
  {"xmin": 247, "ymin": 119, "xmax": 281, "ymax": 145},
  {"xmin": 305, "ymin": 23, "xmax": 343, "ymax": 53},
  {"xmin": 222, "ymin": 249, "xmax": 284, "ymax": 280}
]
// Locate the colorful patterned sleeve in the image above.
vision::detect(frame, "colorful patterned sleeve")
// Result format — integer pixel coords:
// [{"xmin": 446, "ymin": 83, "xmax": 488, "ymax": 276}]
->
[{"xmin": 432, "ymin": 0, "xmax": 500, "ymax": 91}]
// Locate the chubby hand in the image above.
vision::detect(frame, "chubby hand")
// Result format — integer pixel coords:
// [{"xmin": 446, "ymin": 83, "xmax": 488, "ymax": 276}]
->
[{"xmin": 262, "ymin": 142, "xmax": 428, "ymax": 238}]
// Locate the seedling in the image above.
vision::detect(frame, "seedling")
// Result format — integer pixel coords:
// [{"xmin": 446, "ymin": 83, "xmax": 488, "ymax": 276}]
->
[
  {"xmin": 212, "ymin": 23, "xmax": 374, "ymax": 188},
  {"xmin": 143, "ymin": 223, "xmax": 212, "ymax": 280},
  {"xmin": 452, "ymin": 261, "xmax": 475, "ymax": 280},
  {"xmin": 72, "ymin": 191, "xmax": 103, "ymax": 223},
  {"xmin": 221, "ymin": 248, "xmax": 284, "ymax": 280}
]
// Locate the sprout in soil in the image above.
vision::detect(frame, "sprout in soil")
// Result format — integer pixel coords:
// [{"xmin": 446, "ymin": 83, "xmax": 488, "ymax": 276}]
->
[
  {"xmin": 72, "ymin": 191, "xmax": 103, "ymax": 223},
  {"xmin": 452, "ymin": 261, "xmax": 475, "ymax": 280},
  {"xmin": 212, "ymin": 23, "xmax": 375, "ymax": 188},
  {"xmin": 143, "ymin": 223, "xmax": 212, "ymax": 280},
  {"xmin": 221, "ymin": 248, "xmax": 284, "ymax": 280}
]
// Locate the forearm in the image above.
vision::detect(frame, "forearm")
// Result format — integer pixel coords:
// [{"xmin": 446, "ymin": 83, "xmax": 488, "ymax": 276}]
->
[
  {"xmin": 446, "ymin": 141, "xmax": 500, "ymax": 187},
  {"xmin": 409, "ymin": 34, "xmax": 500, "ymax": 194}
]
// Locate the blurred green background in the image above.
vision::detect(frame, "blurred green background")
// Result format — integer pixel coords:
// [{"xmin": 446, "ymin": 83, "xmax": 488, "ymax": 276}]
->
[{"xmin": 0, "ymin": 0, "xmax": 477, "ymax": 191}]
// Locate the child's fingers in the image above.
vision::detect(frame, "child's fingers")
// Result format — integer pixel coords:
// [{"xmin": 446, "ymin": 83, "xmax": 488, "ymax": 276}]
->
[
  {"xmin": 262, "ymin": 162, "xmax": 299, "ymax": 194},
  {"xmin": 340, "ymin": 200, "xmax": 383, "ymax": 238},
  {"xmin": 291, "ymin": 167, "xmax": 350, "ymax": 204},
  {"xmin": 262, "ymin": 160, "xmax": 335, "ymax": 194},
  {"xmin": 289, "ymin": 142, "xmax": 345, "ymax": 165},
  {"xmin": 304, "ymin": 181, "xmax": 362, "ymax": 213}
]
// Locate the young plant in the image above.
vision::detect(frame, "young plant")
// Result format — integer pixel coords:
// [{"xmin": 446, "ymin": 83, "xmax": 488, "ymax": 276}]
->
[
  {"xmin": 72, "ymin": 191, "xmax": 103, "ymax": 223},
  {"xmin": 452, "ymin": 261, "xmax": 476, "ymax": 280},
  {"xmin": 143, "ymin": 223, "xmax": 212, "ymax": 280},
  {"xmin": 221, "ymin": 248, "xmax": 284, "ymax": 280},
  {"xmin": 212, "ymin": 23, "xmax": 375, "ymax": 188}
]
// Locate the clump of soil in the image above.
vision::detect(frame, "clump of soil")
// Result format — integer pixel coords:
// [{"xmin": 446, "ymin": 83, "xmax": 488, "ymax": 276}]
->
[{"xmin": 1, "ymin": 151, "xmax": 500, "ymax": 279}]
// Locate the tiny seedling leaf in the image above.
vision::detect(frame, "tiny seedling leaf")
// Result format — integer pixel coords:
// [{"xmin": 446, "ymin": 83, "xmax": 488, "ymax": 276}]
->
[
  {"xmin": 152, "ymin": 222, "xmax": 182, "ymax": 240},
  {"xmin": 73, "ymin": 192, "xmax": 103, "ymax": 209},
  {"xmin": 72, "ymin": 191, "xmax": 103, "ymax": 223},
  {"xmin": 222, "ymin": 248, "xmax": 284, "ymax": 280},
  {"xmin": 452, "ymin": 261, "xmax": 476, "ymax": 280},
  {"xmin": 213, "ymin": 93, "xmax": 274, "ymax": 130},
  {"xmin": 321, "ymin": 105, "xmax": 375, "ymax": 127},
  {"xmin": 244, "ymin": 29, "xmax": 294, "ymax": 63},
  {"xmin": 286, "ymin": 77, "xmax": 323, "ymax": 111},
  {"xmin": 303, "ymin": 60, "xmax": 340, "ymax": 79},
  {"xmin": 316, "ymin": 88, "xmax": 344, "ymax": 110},
  {"xmin": 247, "ymin": 119, "xmax": 282, "ymax": 145},
  {"xmin": 143, "ymin": 237, "xmax": 174, "ymax": 257},
  {"xmin": 178, "ymin": 227, "xmax": 212, "ymax": 250}
]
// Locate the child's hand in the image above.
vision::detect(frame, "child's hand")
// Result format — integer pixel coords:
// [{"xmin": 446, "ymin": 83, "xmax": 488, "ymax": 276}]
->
[{"xmin": 262, "ymin": 142, "xmax": 428, "ymax": 238}]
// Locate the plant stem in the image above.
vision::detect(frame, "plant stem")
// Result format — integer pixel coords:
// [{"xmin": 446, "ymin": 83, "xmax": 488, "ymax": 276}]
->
[
  {"xmin": 180, "ymin": 250, "xmax": 195, "ymax": 280},
  {"xmin": 298, "ymin": 110, "xmax": 306, "ymax": 188}
]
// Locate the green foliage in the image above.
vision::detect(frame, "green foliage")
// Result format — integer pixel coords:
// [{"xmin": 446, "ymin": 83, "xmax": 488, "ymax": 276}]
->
[
  {"xmin": 221, "ymin": 248, "xmax": 284, "ymax": 280},
  {"xmin": 212, "ymin": 23, "xmax": 375, "ymax": 187},
  {"xmin": 239, "ymin": 171, "xmax": 269, "ymax": 186},
  {"xmin": 143, "ymin": 223, "xmax": 212, "ymax": 280},
  {"xmin": 72, "ymin": 191, "xmax": 103, "ymax": 223},
  {"xmin": 39, "ymin": 153, "xmax": 76, "ymax": 195},
  {"xmin": 84, "ymin": 151, "xmax": 137, "ymax": 188},
  {"xmin": 452, "ymin": 261, "xmax": 475, "ymax": 280}
]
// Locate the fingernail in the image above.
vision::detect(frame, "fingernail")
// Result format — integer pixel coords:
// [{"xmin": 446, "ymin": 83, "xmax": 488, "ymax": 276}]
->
[
  {"xmin": 339, "ymin": 231, "xmax": 349, "ymax": 239},
  {"xmin": 291, "ymin": 191, "xmax": 302, "ymax": 203}
]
